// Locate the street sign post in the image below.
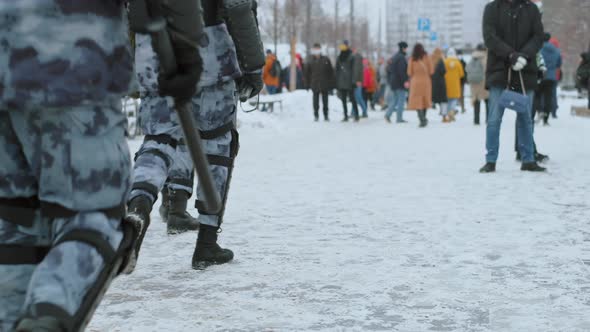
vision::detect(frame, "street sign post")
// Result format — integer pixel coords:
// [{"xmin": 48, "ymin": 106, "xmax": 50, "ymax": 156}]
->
[{"xmin": 418, "ymin": 18, "xmax": 431, "ymax": 32}]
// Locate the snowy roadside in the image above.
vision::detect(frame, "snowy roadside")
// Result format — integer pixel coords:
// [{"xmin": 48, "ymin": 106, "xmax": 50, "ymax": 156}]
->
[{"xmin": 91, "ymin": 91, "xmax": 590, "ymax": 332}]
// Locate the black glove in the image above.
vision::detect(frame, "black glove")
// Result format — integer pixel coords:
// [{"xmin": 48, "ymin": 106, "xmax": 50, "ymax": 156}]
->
[
  {"xmin": 158, "ymin": 46, "xmax": 203, "ymax": 103},
  {"xmin": 236, "ymin": 71, "xmax": 263, "ymax": 102}
]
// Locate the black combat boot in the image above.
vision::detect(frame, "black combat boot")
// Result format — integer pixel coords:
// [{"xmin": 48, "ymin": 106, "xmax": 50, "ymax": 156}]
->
[
  {"xmin": 192, "ymin": 224, "xmax": 234, "ymax": 269},
  {"xmin": 125, "ymin": 195, "xmax": 152, "ymax": 272},
  {"xmin": 167, "ymin": 189, "xmax": 199, "ymax": 235},
  {"xmin": 521, "ymin": 162, "xmax": 547, "ymax": 172},
  {"xmin": 15, "ymin": 316, "xmax": 66, "ymax": 332},
  {"xmin": 479, "ymin": 162, "xmax": 496, "ymax": 173},
  {"xmin": 158, "ymin": 188, "xmax": 169, "ymax": 223}
]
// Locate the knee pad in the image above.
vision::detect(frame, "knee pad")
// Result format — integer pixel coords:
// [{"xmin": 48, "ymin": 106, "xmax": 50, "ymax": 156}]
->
[
  {"xmin": 14, "ymin": 219, "xmax": 137, "ymax": 332},
  {"xmin": 195, "ymin": 123, "xmax": 239, "ymax": 225}
]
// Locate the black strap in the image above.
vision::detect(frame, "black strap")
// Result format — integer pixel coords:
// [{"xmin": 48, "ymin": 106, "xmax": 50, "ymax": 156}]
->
[
  {"xmin": 131, "ymin": 182, "xmax": 159, "ymax": 202},
  {"xmin": 144, "ymin": 134, "xmax": 179, "ymax": 149},
  {"xmin": 207, "ymin": 155, "xmax": 233, "ymax": 167},
  {"xmin": 200, "ymin": 122, "xmax": 234, "ymax": 140},
  {"xmin": 54, "ymin": 230, "xmax": 116, "ymax": 263},
  {"xmin": 167, "ymin": 177, "xmax": 194, "ymax": 188},
  {"xmin": 0, "ymin": 198, "xmax": 125, "ymax": 225},
  {"xmin": 137, "ymin": 148, "xmax": 172, "ymax": 168},
  {"xmin": 0, "ymin": 245, "xmax": 50, "ymax": 265},
  {"xmin": 0, "ymin": 197, "xmax": 40, "ymax": 227}
]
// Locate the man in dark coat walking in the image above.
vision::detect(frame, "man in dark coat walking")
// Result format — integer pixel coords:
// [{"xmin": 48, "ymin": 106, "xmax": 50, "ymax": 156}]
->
[
  {"xmin": 479, "ymin": 0, "xmax": 546, "ymax": 173},
  {"xmin": 385, "ymin": 42, "xmax": 409, "ymax": 123},
  {"xmin": 335, "ymin": 40, "xmax": 359, "ymax": 122},
  {"xmin": 306, "ymin": 43, "xmax": 335, "ymax": 121}
]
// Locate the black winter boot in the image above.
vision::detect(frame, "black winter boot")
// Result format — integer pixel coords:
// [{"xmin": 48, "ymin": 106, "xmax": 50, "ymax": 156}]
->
[
  {"xmin": 159, "ymin": 188, "xmax": 169, "ymax": 223},
  {"xmin": 125, "ymin": 195, "xmax": 152, "ymax": 272},
  {"xmin": 167, "ymin": 189, "xmax": 199, "ymax": 235},
  {"xmin": 15, "ymin": 316, "xmax": 66, "ymax": 332},
  {"xmin": 479, "ymin": 162, "xmax": 496, "ymax": 173},
  {"xmin": 521, "ymin": 162, "xmax": 547, "ymax": 172},
  {"xmin": 192, "ymin": 224, "xmax": 234, "ymax": 269}
]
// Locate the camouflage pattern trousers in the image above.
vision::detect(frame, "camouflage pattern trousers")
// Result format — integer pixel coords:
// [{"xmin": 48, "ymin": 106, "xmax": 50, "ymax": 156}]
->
[
  {"xmin": 0, "ymin": 101, "xmax": 130, "ymax": 330},
  {"xmin": 130, "ymin": 81, "xmax": 238, "ymax": 227}
]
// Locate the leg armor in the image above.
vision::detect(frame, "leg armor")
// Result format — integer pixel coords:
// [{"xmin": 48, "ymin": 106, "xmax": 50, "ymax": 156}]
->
[{"xmin": 192, "ymin": 81, "xmax": 239, "ymax": 227}]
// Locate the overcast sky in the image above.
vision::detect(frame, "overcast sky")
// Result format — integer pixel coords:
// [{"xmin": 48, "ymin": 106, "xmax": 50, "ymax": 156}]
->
[{"xmin": 320, "ymin": 0, "xmax": 387, "ymax": 42}]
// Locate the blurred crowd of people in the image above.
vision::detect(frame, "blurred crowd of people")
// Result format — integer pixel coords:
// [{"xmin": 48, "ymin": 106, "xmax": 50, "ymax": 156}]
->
[{"xmin": 259, "ymin": 1, "xmax": 589, "ymax": 173}]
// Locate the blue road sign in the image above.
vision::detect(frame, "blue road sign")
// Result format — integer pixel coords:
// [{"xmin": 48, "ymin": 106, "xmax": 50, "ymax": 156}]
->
[
  {"xmin": 430, "ymin": 32, "xmax": 438, "ymax": 41},
  {"xmin": 418, "ymin": 18, "xmax": 431, "ymax": 32}
]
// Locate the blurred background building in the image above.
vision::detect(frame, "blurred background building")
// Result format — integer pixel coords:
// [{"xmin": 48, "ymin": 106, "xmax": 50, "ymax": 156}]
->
[{"xmin": 386, "ymin": 0, "xmax": 488, "ymax": 51}]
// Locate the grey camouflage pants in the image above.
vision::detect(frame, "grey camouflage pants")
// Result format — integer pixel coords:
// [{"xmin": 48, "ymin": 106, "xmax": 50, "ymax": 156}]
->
[
  {"xmin": 0, "ymin": 102, "xmax": 129, "ymax": 330},
  {"xmin": 130, "ymin": 81, "xmax": 238, "ymax": 227}
]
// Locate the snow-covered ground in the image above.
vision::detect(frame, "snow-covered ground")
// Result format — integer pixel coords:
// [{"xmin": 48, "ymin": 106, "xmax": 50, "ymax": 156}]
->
[{"xmin": 90, "ymin": 91, "xmax": 590, "ymax": 331}]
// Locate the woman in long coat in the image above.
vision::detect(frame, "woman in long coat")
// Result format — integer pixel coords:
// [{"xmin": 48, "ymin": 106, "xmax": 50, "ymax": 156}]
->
[
  {"xmin": 431, "ymin": 48, "xmax": 449, "ymax": 122},
  {"xmin": 407, "ymin": 43, "xmax": 434, "ymax": 127}
]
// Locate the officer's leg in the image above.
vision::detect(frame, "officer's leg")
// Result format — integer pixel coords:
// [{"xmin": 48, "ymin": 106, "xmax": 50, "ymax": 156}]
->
[
  {"xmin": 3, "ymin": 104, "xmax": 136, "ymax": 331},
  {"xmin": 127, "ymin": 96, "xmax": 179, "ymax": 263},
  {"xmin": 0, "ymin": 111, "xmax": 41, "ymax": 331},
  {"xmin": 164, "ymin": 143, "xmax": 199, "ymax": 234},
  {"xmin": 191, "ymin": 82, "xmax": 239, "ymax": 269}
]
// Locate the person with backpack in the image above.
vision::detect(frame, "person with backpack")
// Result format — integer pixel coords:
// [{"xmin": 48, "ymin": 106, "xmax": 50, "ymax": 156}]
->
[
  {"xmin": 467, "ymin": 44, "xmax": 489, "ymax": 125},
  {"xmin": 576, "ymin": 51, "xmax": 590, "ymax": 109},
  {"xmin": 263, "ymin": 49, "xmax": 281, "ymax": 95}
]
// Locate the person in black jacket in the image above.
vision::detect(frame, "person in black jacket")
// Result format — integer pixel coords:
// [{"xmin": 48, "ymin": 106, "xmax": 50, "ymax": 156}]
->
[
  {"xmin": 336, "ymin": 40, "xmax": 359, "ymax": 122},
  {"xmin": 306, "ymin": 43, "xmax": 335, "ymax": 121},
  {"xmin": 385, "ymin": 42, "xmax": 409, "ymax": 123},
  {"xmin": 479, "ymin": 0, "xmax": 546, "ymax": 173}
]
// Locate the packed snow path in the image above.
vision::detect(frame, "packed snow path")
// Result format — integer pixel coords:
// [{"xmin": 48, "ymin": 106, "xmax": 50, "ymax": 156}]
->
[{"xmin": 91, "ymin": 91, "xmax": 590, "ymax": 331}]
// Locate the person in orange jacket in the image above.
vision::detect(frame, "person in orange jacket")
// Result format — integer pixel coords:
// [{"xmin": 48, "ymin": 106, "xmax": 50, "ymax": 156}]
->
[{"xmin": 263, "ymin": 49, "xmax": 281, "ymax": 94}]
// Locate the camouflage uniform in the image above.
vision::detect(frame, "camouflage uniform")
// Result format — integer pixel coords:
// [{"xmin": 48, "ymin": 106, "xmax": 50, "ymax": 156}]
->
[
  {"xmin": 130, "ymin": 23, "xmax": 241, "ymax": 228},
  {"xmin": 0, "ymin": 1, "xmax": 132, "ymax": 330}
]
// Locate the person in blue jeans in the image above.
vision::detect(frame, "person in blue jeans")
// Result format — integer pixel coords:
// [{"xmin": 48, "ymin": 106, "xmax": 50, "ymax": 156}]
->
[
  {"xmin": 385, "ymin": 42, "xmax": 409, "ymax": 123},
  {"xmin": 479, "ymin": 0, "xmax": 546, "ymax": 173}
]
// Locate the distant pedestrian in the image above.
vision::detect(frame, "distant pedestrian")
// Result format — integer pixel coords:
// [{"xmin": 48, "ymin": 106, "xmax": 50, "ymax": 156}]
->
[
  {"xmin": 363, "ymin": 59, "xmax": 378, "ymax": 111},
  {"xmin": 385, "ymin": 42, "xmax": 410, "ymax": 123},
  {"xmin": 479, "ymin": 0, "xmax": 546, "ymax": 173},
  {"xmin": 576, "ymin": 51, "xmax": 590, "ymax": 108},
  {"xmin": 375, "ymin": 57, "xmax": 388, "ymax": 109},
  {"xmin": 305, "ymin": 43, "xmax": 336, "ymax": 121},
  {"xmin": 263, "ymin": 49, "xmax": 281, "ymax": 95},
  {"xmin": 466, "ymin": 44, "xmax": 489, "ymax": 125},
  {"xmin": 353, "ymin": 49, "xmax": 367, "ymax": 118},
  {"xmin": 335, "ymin": 40, "xmax": 359, "ymax": 122},
  {"xmin": 407, "ymin": 43, "xmax": 434, "ymax": 128},
  {"xmin": 457, "ymin": 50, "xmax": 468, "ymax": 113},
  {"xmin": 537, "ymin": 33, "xmax": 562, "ymax": 125},
  {"xmin": 444, "ymin": 48, "xmax": 465, "ymax": 122},
  {"xmin": 431, "ymin": 48, "xmax": 449, "ymax": 122}
]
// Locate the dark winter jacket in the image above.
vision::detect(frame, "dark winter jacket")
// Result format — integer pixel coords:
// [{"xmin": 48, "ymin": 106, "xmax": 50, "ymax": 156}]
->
[
  {"xmin": 432, "ymin": 59, "xmax": 448, "ymax": 104},
  {"xmin": 483, "ymin": 0, "xmax": 544, "ymax": 91},
  {"xmin": 387, "ymin": 52, "xmax": 409, "ymax": 90},
  {"xmin": 336, "ymin": 50, "xmax": 355, "ymax": 90},
  {"xmin": 541, "ymin": 42, "xmax": 562, "ymax": 82},
  {"xmin": 352, "ymin": 53, "xmax": 364, "ymax": 84},
  {"xmin": 460, "ymin": 59, "xmax": 468, "ymax": 86},
  {"xmin": 305, "ymin": 55, "xmax": 336, "ymax": 92},
  {"xmin": 577, "ymin": 52, "xmax": 590, "ymax": 89}
]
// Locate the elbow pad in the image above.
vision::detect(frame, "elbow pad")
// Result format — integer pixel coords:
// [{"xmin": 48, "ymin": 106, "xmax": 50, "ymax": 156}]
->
[{"xmin": 222, "ymin": 0, "xmax": 265, "ymax": 72}]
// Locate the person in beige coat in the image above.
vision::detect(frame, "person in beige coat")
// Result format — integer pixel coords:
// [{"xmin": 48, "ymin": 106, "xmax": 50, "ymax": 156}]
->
[
  {"xmin": 407, "ymin": 43, "xmax": 434, "ymax": 127},
  {"xmin": 466, "ymin": 44, "xmax": 490, "ymax": 125}
]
